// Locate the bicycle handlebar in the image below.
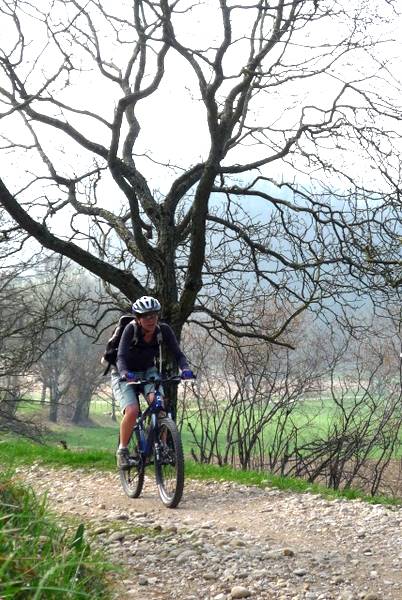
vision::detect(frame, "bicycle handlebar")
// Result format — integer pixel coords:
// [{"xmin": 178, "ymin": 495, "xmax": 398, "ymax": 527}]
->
[{"xmin": 121, "ymin": 374, "xmax": 195, "ymax": 385}]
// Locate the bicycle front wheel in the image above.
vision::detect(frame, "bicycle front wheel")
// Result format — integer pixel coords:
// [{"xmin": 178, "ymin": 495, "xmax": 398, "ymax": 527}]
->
[
  {"xmin": 119, "ymin": 430, "xmax": 145, "ymax": 499},
  {"xmin": 155, "ymin": 417, "xmax": 184, "ymax": 508}
]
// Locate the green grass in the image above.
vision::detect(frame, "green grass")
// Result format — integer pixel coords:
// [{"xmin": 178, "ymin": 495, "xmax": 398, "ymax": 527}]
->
[
  {"xmin": 0, "ymin": 438, "xmax": 116, "ymax": 471},
  {"xmin": 184, "ymin": 462, "xmax": 402, "ymax": 506},
  {"xmin": 0, "ymin": 471, "xmax": 113, "ymax": 599},
  {"xmin": 18, "ymin": 394, "xmax": 402, "ymax": 459},
  {"xmin": 179, "ymin": 419, "xmax": 402, "ymax": 463},
  {"xmin": 1, "ymin": 436, "xmax": 400, "ymax": 507},
  {"xmin": 46, "ymin": 422, "xmax": 119, "ymax": 451}
]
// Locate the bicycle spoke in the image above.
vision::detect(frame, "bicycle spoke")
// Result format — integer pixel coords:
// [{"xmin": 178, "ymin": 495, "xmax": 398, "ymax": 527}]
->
[
  {"xmin": 155, "ymin": 417, "xmax": 184, "ymax": 508},
  {"xmin": 119, "ymin": 431, "xmax": 145, "ymax": 498}
]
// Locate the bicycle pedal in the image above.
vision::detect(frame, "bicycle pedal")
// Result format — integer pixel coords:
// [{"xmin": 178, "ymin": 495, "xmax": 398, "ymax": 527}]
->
[{"xmin": 119, "ymin": 463, "xmax": 131, "ymax": 471}]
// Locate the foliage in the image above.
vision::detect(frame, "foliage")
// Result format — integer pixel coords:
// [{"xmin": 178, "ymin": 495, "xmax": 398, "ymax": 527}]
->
[{"xmin": 0, "ymin": 472, "xmax": 112, "ymax": 599}]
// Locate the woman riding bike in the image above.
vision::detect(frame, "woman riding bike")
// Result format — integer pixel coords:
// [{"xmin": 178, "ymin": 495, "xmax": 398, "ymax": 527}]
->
[{"xmin": 113, "ymin": 296, "xmax": 193, "ymax": 468}]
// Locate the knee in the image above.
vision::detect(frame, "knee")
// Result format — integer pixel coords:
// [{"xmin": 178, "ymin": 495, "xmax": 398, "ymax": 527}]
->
[{"xmin": 124, "ymin": 404, "xmax": 138, "ymax": 420}]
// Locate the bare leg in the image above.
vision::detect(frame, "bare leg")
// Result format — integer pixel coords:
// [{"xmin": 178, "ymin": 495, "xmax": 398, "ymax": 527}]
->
[{"xmin": 120, "ymin": 403, "xmax": 139, "ymax": 447}]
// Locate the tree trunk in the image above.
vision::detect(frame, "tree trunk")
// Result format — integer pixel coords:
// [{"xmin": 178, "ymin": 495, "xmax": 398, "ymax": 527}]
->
[
  {"xmin": 49, "ymin": 385, "xmax": 59, "ymax": 423},
  {"xmin": 1, "ymin": 386, "xmax": 19, "ymax": 418},
  {"xmin": 71, "ymin": 392, "xmax": 92, "ymax": 425},
  {"xmin": 40, "ymin": 382, "xmax": 47, "ymax": 407}
]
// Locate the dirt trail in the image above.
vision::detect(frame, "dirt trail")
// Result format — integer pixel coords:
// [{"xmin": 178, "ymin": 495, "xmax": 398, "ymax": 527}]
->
[{"xmin": 18, "ymin": 465, "xmax": 402, "ymax": 600}]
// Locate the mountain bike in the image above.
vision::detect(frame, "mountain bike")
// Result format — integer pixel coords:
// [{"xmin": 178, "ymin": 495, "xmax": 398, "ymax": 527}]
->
[{"xmin": 118, "ymin": 375, "xmax": 189, "ymax": 508}]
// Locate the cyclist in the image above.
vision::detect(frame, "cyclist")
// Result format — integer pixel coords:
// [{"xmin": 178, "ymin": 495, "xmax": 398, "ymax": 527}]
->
[{"xmin": 114, "ymin": 295, "xmax": 193, "ymax": 468}]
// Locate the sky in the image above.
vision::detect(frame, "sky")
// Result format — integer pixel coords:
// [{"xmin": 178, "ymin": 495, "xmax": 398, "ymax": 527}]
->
[{"xmin": 1, "ymin": 0, "xmax": 402, "ymax": 232}]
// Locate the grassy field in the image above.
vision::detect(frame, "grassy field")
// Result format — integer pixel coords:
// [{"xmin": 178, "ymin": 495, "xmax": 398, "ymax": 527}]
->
[
  {"xmin": 19, "ymin": 402, "xmax": 329, "ymax": 460},
  {"xmin": 2, "ymin": 408, "xmax": 401, "ymax": 507},
  {"xmin": 17, "ymin": 393, "xmax": 402, "ymax": 461}
]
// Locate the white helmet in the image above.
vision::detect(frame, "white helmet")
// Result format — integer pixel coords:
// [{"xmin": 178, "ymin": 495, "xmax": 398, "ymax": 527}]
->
[{"xmin": 132, "ymin": 295, "xmax": 161, "ymax": 314}]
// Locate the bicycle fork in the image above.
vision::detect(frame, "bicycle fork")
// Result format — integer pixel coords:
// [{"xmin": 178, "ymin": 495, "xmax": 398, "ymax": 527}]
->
[{"xmin": 134, "ymin": 414, "xmax": 160, "ymax": 464}]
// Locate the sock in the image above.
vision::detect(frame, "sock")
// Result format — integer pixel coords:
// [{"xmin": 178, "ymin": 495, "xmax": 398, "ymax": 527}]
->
[{"xmin": 118, "ymin": 444, "xmax": 127, "ymax": 450}]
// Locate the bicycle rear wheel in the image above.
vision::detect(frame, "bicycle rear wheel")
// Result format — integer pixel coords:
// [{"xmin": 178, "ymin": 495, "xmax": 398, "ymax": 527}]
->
[
  {"xmin": 155, "ymin": 417, "xmax": 184, "ymax": 508},
  {"xmin": 119, "ymin": 430, "xmax": 145, "ymax": 498}
]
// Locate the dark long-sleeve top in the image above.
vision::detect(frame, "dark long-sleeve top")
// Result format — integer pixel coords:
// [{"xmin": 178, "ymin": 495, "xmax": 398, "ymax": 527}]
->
[{"xmin": 117, "ymin": 322, "xmax": 189, "ymax": 374}]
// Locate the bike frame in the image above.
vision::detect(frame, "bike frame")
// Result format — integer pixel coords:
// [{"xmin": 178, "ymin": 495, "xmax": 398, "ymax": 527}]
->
[{"xmin": 128, "ymin": 375, "xmax": 182, "ymax": 462}]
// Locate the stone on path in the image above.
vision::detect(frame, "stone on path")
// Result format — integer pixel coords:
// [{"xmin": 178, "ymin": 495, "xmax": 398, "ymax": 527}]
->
[{"xmin": 230, "ymin": 585, "xmax": 252, "ymax": 598}]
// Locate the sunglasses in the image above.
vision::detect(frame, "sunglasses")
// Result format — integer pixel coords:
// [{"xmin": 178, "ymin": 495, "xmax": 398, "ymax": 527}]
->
[{"xmin": 139, "ymin": 312, "xmax": 158, "ymax": 320}]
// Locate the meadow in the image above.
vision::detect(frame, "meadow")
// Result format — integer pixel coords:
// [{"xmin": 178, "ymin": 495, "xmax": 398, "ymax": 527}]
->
[
  {"xmin": 2, "ymin": 394, "xmax": 400, "ymax": 505},
  {"xmin": 13, "ymin": 392, "xmax": 402, "ymax": 461}
]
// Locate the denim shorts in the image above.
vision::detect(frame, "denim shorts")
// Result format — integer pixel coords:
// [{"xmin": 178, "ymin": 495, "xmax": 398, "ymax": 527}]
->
[{"xmin": 111, "ymin": 366, "xmax": 164, "ymax": 413}]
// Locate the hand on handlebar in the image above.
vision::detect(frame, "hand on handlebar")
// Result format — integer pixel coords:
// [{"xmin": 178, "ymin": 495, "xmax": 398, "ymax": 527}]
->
[
  {"xmin": 121, "ymin": 370, "xmax": 140, "ymax": 382},
  {"xmin": 120, "ymin": 373, "xmax": 192, "ymax": 384},
  {"xmin": 181, "ymin": 369, "xmax": 195, "ymax": 380}
]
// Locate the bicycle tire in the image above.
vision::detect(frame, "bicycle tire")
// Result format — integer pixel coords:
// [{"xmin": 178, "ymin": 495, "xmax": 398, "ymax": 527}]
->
[
  {"xmin": 119, "ymin": 430, "xmax": 145, "ymax": 499},
  {"xmin": 154, "ymin": 417, "xmax": 184, "ymax": 508}
]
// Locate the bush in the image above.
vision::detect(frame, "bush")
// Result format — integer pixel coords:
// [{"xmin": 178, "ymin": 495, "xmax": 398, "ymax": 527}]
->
[{"xmin": 0, "ymin": 472, "xmax": 111, "ymax": 599}]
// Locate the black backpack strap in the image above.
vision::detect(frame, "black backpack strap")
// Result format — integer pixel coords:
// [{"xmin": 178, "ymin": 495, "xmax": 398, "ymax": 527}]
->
[{"xmin": 132, "ymin": 321, "xmax": 139, "ymax": 345}]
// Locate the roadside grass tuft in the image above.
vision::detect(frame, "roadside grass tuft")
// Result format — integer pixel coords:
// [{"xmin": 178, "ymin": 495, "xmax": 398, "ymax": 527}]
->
[{"xmin": 0, "ymin": 471, "xmax": 113, "ymax": 599}]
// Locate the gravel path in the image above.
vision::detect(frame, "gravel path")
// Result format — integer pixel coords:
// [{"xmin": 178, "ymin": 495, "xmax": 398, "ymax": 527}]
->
[{"xmin": 18, "ymin": 464, "xmax": 402, "ymax": 600}]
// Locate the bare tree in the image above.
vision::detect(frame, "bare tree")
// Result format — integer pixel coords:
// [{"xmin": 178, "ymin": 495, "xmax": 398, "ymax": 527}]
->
[
  {"xmin": 0, "ymin": 0, "xmax": 400, "ymax": 348},
  {"xmin": 54, "ymin": 327, "xmax": 105, "ymax": 425},
  {"xmin": 182, "ymin": 312, "xmax": 402, "ymax": 496},
  {"xmin": 0, "ymin": 247, "xmax": 106, "ymax": 428},
  {"xmin": 289, "ymin": 314, "xmax": 402, "ymax": 495},
  {"xmin": 0, "ymin": 251, "xmax": 67, "ymax": 435},
  {"xmin": 180, "ymin": 317, "xmax": 323, "ymax": 467},
  {"xmin": 30, "ymin": 268, "xmax": 110, "ymax": 424}
]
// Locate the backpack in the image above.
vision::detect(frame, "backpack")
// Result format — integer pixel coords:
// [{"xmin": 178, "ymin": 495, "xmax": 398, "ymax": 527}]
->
[{"xmin": 102, "ymin": 315, "xmax": 163, "ymax": 375}]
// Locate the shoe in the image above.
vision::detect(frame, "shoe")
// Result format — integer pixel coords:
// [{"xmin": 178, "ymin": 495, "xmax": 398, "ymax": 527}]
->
[{"xmin": 116, "ymin": 447, "xmax": 130, "ymax": 469}]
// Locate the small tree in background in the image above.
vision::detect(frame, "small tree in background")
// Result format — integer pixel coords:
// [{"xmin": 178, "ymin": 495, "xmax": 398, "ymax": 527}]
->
[
  {"xmin": 31, "ymin": 268, "xmax": 110, "ymax": 424},
  {"xmin": 0, "ymin": 252, "xmax": 70, "ymax": 435},
  {"xmin": 181, "ymin": 310, "xmax": 402, "ymax": 496},
  {"xmin": 0, "ymin": 249, "xmax": 108, "ymax": 429}
]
